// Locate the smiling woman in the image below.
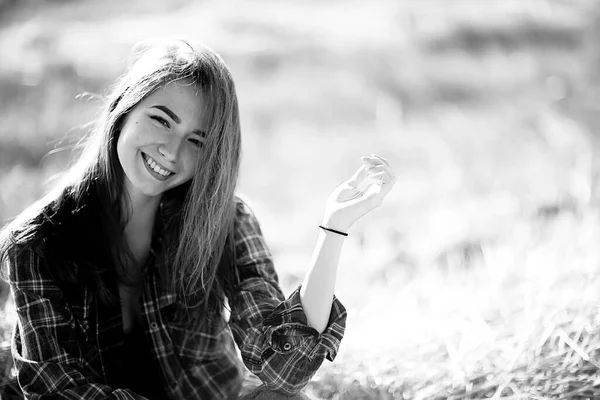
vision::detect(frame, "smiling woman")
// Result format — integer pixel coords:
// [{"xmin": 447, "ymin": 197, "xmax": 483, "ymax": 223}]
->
[
  {"xmin": 0, "ymin": 38, "xmax": 395, "ymax": 400},
  {"xmin": 117, "ymin": 81, "xmax": 206, "ymax": 198}
]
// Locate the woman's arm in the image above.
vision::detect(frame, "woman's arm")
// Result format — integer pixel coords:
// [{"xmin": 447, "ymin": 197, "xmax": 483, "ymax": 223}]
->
[
  {"xmin": 228, "ymin": 197, "xmax": 346, "ymax": 397},
  {"xmin": 300, "ymin": 154, "xmax": 396, "ymax": 333},
  {"xmin": 228, "ymin": 156, "xmax": 394, "ymax": 395},
  {"xmin": 299, "ymin": 230, "xmax": 344, "ymax": 334}
]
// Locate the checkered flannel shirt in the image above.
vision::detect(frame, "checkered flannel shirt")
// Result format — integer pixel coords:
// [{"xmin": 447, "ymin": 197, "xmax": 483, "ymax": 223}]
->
[{"xmin": 5, "ymin": 197, "xmax": 347, "ymax": 399}]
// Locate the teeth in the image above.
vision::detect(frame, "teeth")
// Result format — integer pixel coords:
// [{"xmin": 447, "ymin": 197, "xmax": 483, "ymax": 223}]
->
[{"xmin": 144, "ymin": 154, "xmax": 171, "ymax": 177}]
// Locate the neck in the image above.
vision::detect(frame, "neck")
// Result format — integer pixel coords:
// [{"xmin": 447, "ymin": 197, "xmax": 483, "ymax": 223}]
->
[
  {"xmin": 121, "ymin": 190, "xmax": 161, "ymax": 230},
  {"xmin": 117, "ymin": 192, "xmax": 160, "ymax": 282}
]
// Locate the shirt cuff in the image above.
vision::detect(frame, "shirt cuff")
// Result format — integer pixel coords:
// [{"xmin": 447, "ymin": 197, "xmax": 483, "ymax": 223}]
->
[{"xmin": 262, "ymin": 286, "xmax": 347, "ymax": 362}]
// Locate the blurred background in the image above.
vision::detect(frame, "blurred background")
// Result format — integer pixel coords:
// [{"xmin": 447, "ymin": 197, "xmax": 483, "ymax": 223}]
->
[{"xmin": 2, "ymin": 0, "xmax": 600, "ymax": 398}]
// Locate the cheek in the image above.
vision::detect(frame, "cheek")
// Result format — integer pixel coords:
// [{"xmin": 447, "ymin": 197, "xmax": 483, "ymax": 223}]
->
[
  {"xmin": 181, "ymin": 150, "xmax": 200, "ymax": 181},
  {"xmin": 116, "ymin": 131, "xmax": 137, "ymax": 166},
  {"xmin": 115, "ymin": 133, "xmax": 127, "ymax": 167},
  {"xmin": 118, "ymin": 123, "xmax": 151, "ymax": 154}
]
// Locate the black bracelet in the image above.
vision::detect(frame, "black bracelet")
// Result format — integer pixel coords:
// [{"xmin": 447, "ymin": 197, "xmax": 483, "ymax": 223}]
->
[{"xmin": 319, "ymin": 225, "xmax": 348, "ymax": 237}]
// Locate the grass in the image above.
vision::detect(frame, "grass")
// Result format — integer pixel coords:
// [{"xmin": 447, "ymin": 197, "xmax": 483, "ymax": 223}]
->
[
  {"xmin": 303, "ymin": 209, "xmax": 600, "ymax": 399},
  {"xmin": 2, "ymin": 0, "xmax": 600, "ymax": 398}
]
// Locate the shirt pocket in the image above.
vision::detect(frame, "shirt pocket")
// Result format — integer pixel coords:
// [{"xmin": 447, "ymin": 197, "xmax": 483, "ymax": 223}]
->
[{"xmin": 168, "ymin": 321, "xmax": 226, "ymax": 367}]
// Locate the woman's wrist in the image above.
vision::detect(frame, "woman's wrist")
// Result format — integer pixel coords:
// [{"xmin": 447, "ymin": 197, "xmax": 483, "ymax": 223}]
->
[
  {"xmin": 321, "ymin": 213, "xmax": 351, "ymax": 234},
  {"xmin": 319, "ymin": 225, "xmax": 348, "ymax": 237}
]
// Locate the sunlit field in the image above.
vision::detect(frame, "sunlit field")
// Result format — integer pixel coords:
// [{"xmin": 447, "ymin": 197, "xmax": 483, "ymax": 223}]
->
[{"xmin": 2, "ymin": 0, "xmax": 600, "ymax": 398}]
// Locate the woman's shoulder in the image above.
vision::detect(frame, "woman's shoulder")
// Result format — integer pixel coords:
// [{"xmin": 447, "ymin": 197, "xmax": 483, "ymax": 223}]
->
[
  {"xmin": 0, "ymin": 191, "xmax": 62, "ymax": 277},
  {"xmin": 233, "ymin": 194, "xmax": 262, "ymax": 220},
  {"xmin": 234, "ymin": 194, "xmax": 264, "ymax": 247},
  {"xmin": 2, "ymin": 188, "xmax": 84, "ymax": 261},
  {"xmin": 2, "ymin": 187, "xmax": 99, "ymax": 286},
  {"xmin": 233, "ymin": 194, "xmax": 264, "ymax": 232}
]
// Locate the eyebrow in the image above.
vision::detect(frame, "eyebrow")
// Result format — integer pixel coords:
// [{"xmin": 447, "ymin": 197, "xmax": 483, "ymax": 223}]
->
[{"xmin": 150, "ymin": 105, "xmax": 206, "ymax": 138}]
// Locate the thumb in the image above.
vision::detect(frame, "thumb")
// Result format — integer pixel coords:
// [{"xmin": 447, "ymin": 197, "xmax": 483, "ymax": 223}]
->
[
  {"xmin": 363, "ymin": 179, "xmax": 383, "ymax": 201},
  {"xmin": 344, "ymin": 179, "xmax": 383, "ymax": 210}
]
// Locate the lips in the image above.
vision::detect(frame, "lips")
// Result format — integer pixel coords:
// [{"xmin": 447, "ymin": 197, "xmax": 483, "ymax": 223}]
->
[{"xmin": 141, "ymin": 152, "xmax": 175, "ymax": 181}]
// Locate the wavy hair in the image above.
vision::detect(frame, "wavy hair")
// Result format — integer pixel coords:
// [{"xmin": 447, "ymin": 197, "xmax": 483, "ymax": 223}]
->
[{"xmin": 0, "ymin": 38, "xmax": 242, "ymax": 323}]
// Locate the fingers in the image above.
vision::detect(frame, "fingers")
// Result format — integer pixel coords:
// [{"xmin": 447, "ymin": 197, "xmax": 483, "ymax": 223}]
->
[
  {"xmin": 361, "ymin": 154, "xmax": 390, "ymax": 167},
  {"xmin": 368, "ymin": 170, "xmax": 389, "ymax": 183},
  {"xmin": 348, "ymin": 164, "xmax": 369, "ymax": 189},
  {"xmin": 353, "ymin": 170, "xmax": 391, "ymax": 201},
  {"xmin": 348, "ymin": 154, "xmax": 395, "ymax": 192},
  {"xmin": 362, "ymin": 172, "xmax": 394, "ymax": 203},
  {"xmin": 364, "ymin": 165, "xmax": 393, "ymax": 183},
  {"xmin": 360, "ymin": 155, "xmax": 395, "ymax": 203}
]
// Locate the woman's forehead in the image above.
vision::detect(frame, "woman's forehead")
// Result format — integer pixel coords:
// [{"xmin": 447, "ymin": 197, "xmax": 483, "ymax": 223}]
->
[
  {"xmin": 141, "ymin": 81, "xmax": 206, "ymax": 123},
  {"xmin": 148, "ymin": 80, "xmax": 203, "ymax": 104}
]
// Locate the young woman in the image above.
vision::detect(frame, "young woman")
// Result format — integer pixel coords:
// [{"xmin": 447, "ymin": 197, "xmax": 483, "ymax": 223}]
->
[{"xmin": 0, "ymin": 38, "xmax": 395, "ymax": 399}]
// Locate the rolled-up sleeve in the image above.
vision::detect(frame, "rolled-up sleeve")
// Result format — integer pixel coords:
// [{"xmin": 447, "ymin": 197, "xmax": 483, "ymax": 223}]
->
[{"xmin": 228, "ymin": 197, "xmax": 347, "ymax": 396}]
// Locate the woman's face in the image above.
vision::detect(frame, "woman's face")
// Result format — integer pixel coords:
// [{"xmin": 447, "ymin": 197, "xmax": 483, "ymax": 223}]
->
[{"xmin": 117, "ymin": 80, "xmax": 207, "ymax": 201}]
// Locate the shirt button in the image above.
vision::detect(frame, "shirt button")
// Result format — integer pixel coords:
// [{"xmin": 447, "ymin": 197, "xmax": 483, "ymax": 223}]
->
[
  {"xmin": 283, "ymin": 342, "xmax": 292, "ymax": 351},
  {"xmin": 150, "ymin": 322, "xmax": 158, "ymax": 329}
]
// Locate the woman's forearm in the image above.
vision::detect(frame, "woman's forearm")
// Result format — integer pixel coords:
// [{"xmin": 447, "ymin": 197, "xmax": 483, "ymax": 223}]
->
[
  {"xmin": 299, "ymin": 154, "xmax": 395, "ymax": 334},
  {"xmin": 299, "ymin": 228, "xmax": 345, "ymax": 334}
]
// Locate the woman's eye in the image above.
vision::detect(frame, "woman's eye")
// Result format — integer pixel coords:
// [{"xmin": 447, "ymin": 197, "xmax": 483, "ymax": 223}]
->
[
  {"xmin": 150, "ymin": 115, "xmax": 170, "ymax": 129},
  {"xmin": 188, "ymin": 138, "xmax": 204, "ymax": 148}
]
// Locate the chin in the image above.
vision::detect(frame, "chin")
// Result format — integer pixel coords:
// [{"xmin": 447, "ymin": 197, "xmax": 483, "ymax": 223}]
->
[{"xmin": 135, "ymin": 182, "xmax": 169, "ymax": 198}]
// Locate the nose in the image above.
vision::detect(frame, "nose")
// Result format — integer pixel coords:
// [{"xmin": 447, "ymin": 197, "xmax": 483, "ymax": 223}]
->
[{"xmin": 157, "ymin": 138, "xmax": 182, "ymax": 163}]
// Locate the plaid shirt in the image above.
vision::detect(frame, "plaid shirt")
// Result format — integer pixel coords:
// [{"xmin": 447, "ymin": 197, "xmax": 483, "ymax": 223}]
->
[{"xmin": 5, "ymin": 197, "xmax": 346, "ymax": 399}]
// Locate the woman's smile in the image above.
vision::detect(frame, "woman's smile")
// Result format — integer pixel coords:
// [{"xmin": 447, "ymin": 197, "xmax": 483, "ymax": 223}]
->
[{"xmin": 141, "ymin": 151, "xmax": 174, "ymax": 181}]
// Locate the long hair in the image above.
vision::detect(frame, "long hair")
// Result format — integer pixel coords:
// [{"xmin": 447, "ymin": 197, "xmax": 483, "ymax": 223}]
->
[{"xmin": 0, "ymin": 38, "xmax": 242, "ymax": 323}]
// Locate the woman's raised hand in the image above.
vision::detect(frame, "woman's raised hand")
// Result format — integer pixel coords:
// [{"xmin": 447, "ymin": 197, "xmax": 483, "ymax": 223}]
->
[{"xmin": 322, "ymin": 154, "xmax": 396, "ymax": 232}]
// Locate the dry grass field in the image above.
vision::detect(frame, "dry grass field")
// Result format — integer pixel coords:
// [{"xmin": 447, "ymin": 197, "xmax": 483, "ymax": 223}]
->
[{"xmin": 2, "ymin": 0, "xmax": 600, "ymax": 398}]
